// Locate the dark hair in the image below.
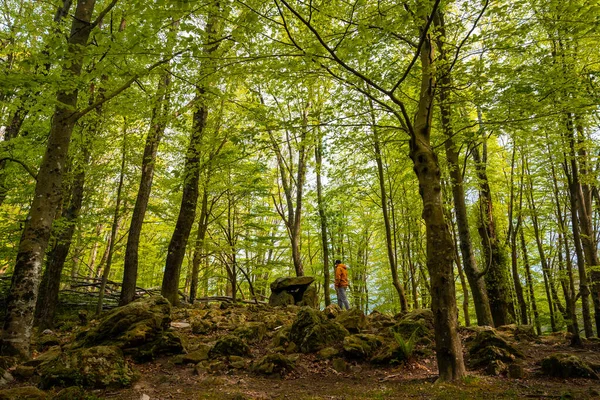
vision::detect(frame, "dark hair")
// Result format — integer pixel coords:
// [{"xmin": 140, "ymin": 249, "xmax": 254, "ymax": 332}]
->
[{"xmin": 335, "ymin": 260, "xmax": 341, "ymax": 265}]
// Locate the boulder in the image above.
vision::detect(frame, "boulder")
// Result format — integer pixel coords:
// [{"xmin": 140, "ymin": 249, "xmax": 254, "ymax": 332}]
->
[
  {"xmin": 343, "ymin": 334, "xmax": 383, "ymax": 359},
  {"xmin": 209, "ymin": 335, "xmax": 251, "ymax": 358},
  {"xmin": 508, "ymin": 363, "xmax": 525, "ymax": 379},
  {"xmin": 268, "ymin": 291, "xmax": 295, "ymax": 307},
  {"xmin": 269, "ymin": 277, "xmax": 317, "ymax": 307},
  {"xmin": 336, "ymin": 309, "xmax": 368, "ymax": 333},
  {"xmin": 23, "ymin": 346, "xmax": 61, "ymax": 368},
  {"xmin": 191, "ymin": 318, "xmax": 213, "ymax": 335},
  {"xmin": 37, "ymin": 330, "xmax": 60, "ymax": 349},
  {"xmin": 317, "ymin": 347, "xmax": 339, "ymax": 360},
  {"xmin": 0, "ymin": 369, "xmax": 13, "ymax": 386},
  {"xmin": 270, "ymin": 276, "xmax": 315, "ymax": 292},
  {"xmin": 323, "ymin": 304, "xmax": 342, "ymax": 319},
  {"xmin": 332, "ymin": 358, "xmax": 348, "ymax": 372},
  {"xmin": 271, "ymin": 325, "xmax": 291, "ymax": 348},
  {"xmin": 0, "ymin": 386, "xmax": 47, "ymax": 400},
  {"xmin": 181, "ymin": 344, "xmax": 212, "ymax": 364},
  {"xmin": 486, "ymin": 360, "xmax": 507, "ymax": 376},
  {"xmin": 252, "ymin": 354, "xmax": 295, "ymax": 375},
  {"xmin": 73, "ymin": 296, "xmax": 185, "ymax": 361},
  {"xmin": 234, "ymin": 322, "xmax": 267, "ymax": 343},
  {"xmin": 12, "ymin": 365, "xmax": 35, "ymax": 380},
  {"xmin": 369, "ymin": 311, "xmax": 395, "ymax": 330},
  {"xmin": 53, "ymin": 386, "xmax": 88, "ymax": 400},
  {"xmin": 468, "ymin": 329, "xmax": 523, "ymax": 369},
  {"xmin": 514, "ymin": 325, "xmax": 538, "ymax": 342},
  {"xmin": 289, "ymin": 307, "xmax": 349, "ymax": 353},
  {"xmin": 390, "ymin": 309, "xmax": 434, "ymax": 343},
  {"xmin": 541, "ymin": 353, "xmax": 599, "ymax": 379},
  {"xmin": 74, "ymin": 296, "xmax": 171, "ymax": 349},
  {"xmin": 39, "ymin": 345, "xmax": 136, "ymax": 389}
]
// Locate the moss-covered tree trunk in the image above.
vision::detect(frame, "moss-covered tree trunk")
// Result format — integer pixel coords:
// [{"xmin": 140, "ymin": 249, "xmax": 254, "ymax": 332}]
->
[{"xmin": 0, "ymin": 0, "xmax": 96, "ymax": 359}]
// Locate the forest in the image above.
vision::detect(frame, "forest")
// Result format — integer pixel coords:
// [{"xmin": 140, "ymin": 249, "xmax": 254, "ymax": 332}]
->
[{"xmin": 0, "ymin": 0, "xmax": 599, "ymax": 398}]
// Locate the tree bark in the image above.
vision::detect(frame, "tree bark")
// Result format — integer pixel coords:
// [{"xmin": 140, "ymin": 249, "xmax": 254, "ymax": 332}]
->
[
  {"xmin": 120, "ymin": 71, "xmax": 172, "ymax": 306},
  {"xmin": 35, "ymin": 143, "xmax": 90, "ymax": 330},
  {"xmin": 97, "ymin": 121, "xmax": 127, "ymax": 315},
  {"xmin": 472, "ymin": 134, "xmax": 514, "ymax": 327},
  {"xmin": 408, "ymin": 27, "xmax": 465, "ymax": 381},
  {"xmin": 161, "ymin": 9, "xmax": 221, "ymax": 305},
  {"xmin": 0, "ymin": 0, "xmax": 96, "ymax": 359},
  {"xmin": 315, "ymin": 129, "xmax": 331, "ymax": 306},
  {"xmin": 519, "ymin": 227, "xmax": 542, "ymax": 335},
  {"xmin": 371, "ymin": 112, "xmax": 408, "ymax": 313}
]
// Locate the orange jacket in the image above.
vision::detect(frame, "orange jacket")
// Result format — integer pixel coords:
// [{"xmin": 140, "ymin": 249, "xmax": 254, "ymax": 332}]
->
[{"xmin": 335, "ymin": 264, "xmax": 348, "ymax": 288}]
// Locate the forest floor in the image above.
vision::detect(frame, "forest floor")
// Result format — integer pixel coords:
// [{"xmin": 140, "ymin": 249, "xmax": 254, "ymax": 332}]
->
[
  {"xmin": 5, "ymin": 303, "xmax": 600, "ymax": 400},
  {"xmin": 102, "ymin": 322, "xmax": 600, "ymax": 400}
]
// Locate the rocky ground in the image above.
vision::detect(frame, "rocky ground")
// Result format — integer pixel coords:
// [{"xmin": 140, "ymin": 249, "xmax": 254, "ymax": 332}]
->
[{"xmin": 1, "ymin": 296, "xmax": 600, "ymax": 399}]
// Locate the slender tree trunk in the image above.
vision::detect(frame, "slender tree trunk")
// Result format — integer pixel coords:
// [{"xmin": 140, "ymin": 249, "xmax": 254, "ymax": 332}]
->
[
  {"xmin": 435, "ymin": 14, "xmax": 492, "ymax": 327},
  {"xmin": 162, "ymin": 10, "xmax": 221, "ymax": 305},
  {"xmin": 120, "ymin": 70, "xmax": 172, "ymax": 306},
  {"xmin": 562, "ymin": 116, "xmax": 594, "ymax": 337},
  {"xmin": 97, "ymin": 121, "xmax": 127, "ymax": 315},
  {"xmin": 548, "ymin": 145, "xmax": 580, "ymax": 342},
  {"xmin": 520, "ymin": 227, "xmax": 542, "ymax": 335},
  {"xmin": 372, "ymin": 118, "xmax": 408, "ymax": 313},
  {"xmin": 473, "ymin": 137, "xmax": 514, "ymax": 326},
  {"xmin": 189, "ymin": 187, "xmax": 209, "ymax": 303},
  {"xmin": 35, "ymin": 143, "xmax": 90, "ymax": 330},
  {"xmin": 0, "ymin": 0, "xmax": 96, "ymax": 359},
  {"xmin": 508, "ymin": 148, "xmax": 527, "ymax": 325},
  {"xmin": 315, "ymin": 130, "xmax": 331, "ymax": 306}
]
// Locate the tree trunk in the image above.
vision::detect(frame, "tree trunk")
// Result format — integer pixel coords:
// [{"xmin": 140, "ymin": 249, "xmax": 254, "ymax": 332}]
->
[
  {"xmin": 520, "ymin": 227, "xmax": 542, "ymax": 335},
  {"xmin": 508, "ymin": 148, "xmax": 527, "ymax": 325},
  {"xmin": 563, "ymin": 115, "xmax": 594, "ymax": 337},
  {"xmin": 372, "ymin": 116, "xmax": 408, "ymax": 313},
  {"xmin": 161, "ymin": 10, "xmax": 221, "ymax": 305},
  {"xmin": 315, "ymin": 130, "xmax": 331, "ymax": 306},
  {"xmin": 189, "ymin": 188, "xmax": 210, "ymax": 303},
  {"xmin": 120, "ymin": 73, "xmax": 172, "ymax": 305},
  {"xmin": 35, "ymin": 143, "xmax": 90, "ymax": 330},
  {"xmin": 472, "ymin": 135, "xmax": 514, "ymax": 327},
  {"xmin": 0, "ymin": 0, "xmax": 96, "ymax": 359},
  {"xmin": 97, "ymin": 121, "xmax": 127, "ymax": 315},
  {"xmin": 408, "ymin": 28, "xmax": 465, "ymax": 381}
]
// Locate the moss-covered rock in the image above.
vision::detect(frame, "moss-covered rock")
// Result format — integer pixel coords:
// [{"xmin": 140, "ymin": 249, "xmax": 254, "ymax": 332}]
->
[
  {"xmin": 268, "ymin": 291, "xmax": 295, "ymax": 307},
  {"xmin": 74, "ymin": 296, "xmax": 171, "ymax": 350},
  {"xmin": 39, "ymin": 345, "xmax": 137, "ymax": 389},
  {"xmin": 317, "ymin": 347, "xmax": 339, "ymax": 360},
  {"xmin": 23, "ymin": 346, "xmax": 61, "ymax": 368},
  {"xmin": 468, "ymin": 329, "xmax": 524, "ymax": 369},
  {"xmin": 271, "ymin": 325, "xmax": 291, "ymax": 348},
  {"xmin": 369, "ymin": 311, "xmax": 395, "ymax": 330},
  {"xmin": 0, "ymin": 386, "xmax": 46, "ymax": 400},
  {"xmin": 133, "ymin": 331, "xmax": 187, "ymax": 362},
  {"xmin": 514, "ymin": 325, "xmax": 538, "ymax": 342},
  {"xmin": 541, "ymin": 353, "xmax": 599, "ymax": 379},
  {"xmin": 343, "ymin": 334, "xmax": 383, "ymax": 359},
  {"xmin": 209, "ymin": 335, "xmax": 251, "ymax": 358},
  {"xmin": 335, "ymin": 308, "xmax": 368, "ymax": 333},
  {"xmin": 370, "ymin": 342, "xmax": 400, "ymax": 364},
  {"xmin": 52, "ymin": 386, "xmax": 89, "ymax": 400},
  {"xmin": 12, "ymin": 365, "xmax": 35, "ymax": 380},
  {"xmin": 191, "ymin": 318, "xmax": 213, "ymax": 335},
  {"xmin": 234, "ymin": 322, "xmax": 267, "ymax": 343},
  {"xmin": 37, "ymin": 330, "xmax": 60, "ymax": 349},
  {"xmin": 0, "ymin": 368, "xmax": 12, "ymax": 386},
  {"xmin": 332, "ymin": 358, "xmax": 348, "ymax": 373},
  {"xmin": 252, "ymin": 354, "xmax": 295, "ymax": 375},
  {"xmin": 289, "ymin": 307, "xmax": 349, "ymax": 353},
  {"xmin": 298, "ymin": 285, "xmax": 318, "ymax": 308},
  {"xmin": 323, "ymin": 304, "xmax": 342, "ymax": 319},
  {"xmin": 181, "ymin": 344, "xmax": 212, "ymax": 364}
]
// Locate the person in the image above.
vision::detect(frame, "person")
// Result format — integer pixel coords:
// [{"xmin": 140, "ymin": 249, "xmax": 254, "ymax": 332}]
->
[{"xmin": 334, "ymin": 260, "xmax": 350, "ymax": 310}]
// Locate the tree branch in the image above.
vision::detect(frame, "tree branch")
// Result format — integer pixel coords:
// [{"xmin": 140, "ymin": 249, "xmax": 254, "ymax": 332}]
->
[{"xmin": 0, "ymin": 157, "xmax": 37, "ymax": 180}]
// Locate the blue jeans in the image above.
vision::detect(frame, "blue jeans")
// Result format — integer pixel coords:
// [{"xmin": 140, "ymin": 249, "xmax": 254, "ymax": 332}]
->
[{"xmin": 336, "ymin": 286, "xmax": 350, "ymax": 310}]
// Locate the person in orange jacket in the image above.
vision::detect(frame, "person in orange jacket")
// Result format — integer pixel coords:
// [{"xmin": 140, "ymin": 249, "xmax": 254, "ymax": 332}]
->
[{"xmin": 334, "ymin": 260, "xmax": 350, "ymax": 310}]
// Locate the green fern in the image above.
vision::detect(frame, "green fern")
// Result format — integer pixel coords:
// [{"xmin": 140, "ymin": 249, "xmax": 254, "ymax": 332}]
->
[{"xmin": 392, "ymin": 329, "xmax": 418, "ymax": 363}]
